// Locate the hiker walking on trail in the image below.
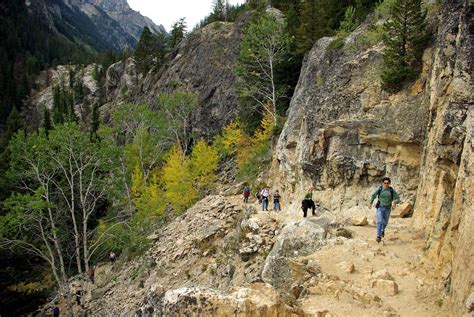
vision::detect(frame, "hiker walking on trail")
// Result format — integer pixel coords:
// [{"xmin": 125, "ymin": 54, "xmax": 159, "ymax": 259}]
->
[
  {"xmin": 53, "ymin": 302, "xmax": 60, "ymax": 317},
  {"xmin": 301, "ymin": 189, "xmax": 316, "ymax": 217},
  {"xmin": 243, "ymin": 185, "xmax": 250, "ymax": 204},
  {"xmin": 369, "ymin": 177, "xmax": 401, "ymax": 243},
  {"xmin": 261, "ymin": 188, "xmax": 270, "ymax": 211},
  {"xmin": 273, "ymin": 190, "xmax": 281, "ymax": 211},
  {"xmin": 76, "ymin": 289, "xmax": 83, "ymax": 306}
]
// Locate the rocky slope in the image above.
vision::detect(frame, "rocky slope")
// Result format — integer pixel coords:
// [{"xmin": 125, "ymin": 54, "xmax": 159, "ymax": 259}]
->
[
  {"xmin": 71, "ymin": 196, "xmax": 448, "ymax": 317},
  {"xmin": 103, "ymin": 13, "xmax": 252, "ymax": 139},
  {"xmin": 25, "ymin": 63, "xmax": 102, "ymax": 131},
  {"xmin": 27, "ymin": 13, "xmax": 250, "ymax": 142},
  {"xmin": 274, "ymin": 0, "xmax": 473, "ymax": 315},
  {"xmin": 83, "ymin": 196, "xmax": 293, "ymax": 315}
]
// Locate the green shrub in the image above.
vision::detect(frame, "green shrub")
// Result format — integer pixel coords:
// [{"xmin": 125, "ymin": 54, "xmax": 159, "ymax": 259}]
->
[
  {"xmin": 236, "ymin": 141, "xmax": 271, "ymax": 183},
  {"xmin": 374, "ymin": 0, "xmax": 398, "ymax": 18}
]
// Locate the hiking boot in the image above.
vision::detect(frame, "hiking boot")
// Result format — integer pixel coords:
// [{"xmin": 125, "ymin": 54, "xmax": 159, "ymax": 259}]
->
[
  {"xmin": 381, "ymin": 231, "xmax": 385, "ymax": 238},
  {"xmin": 376, "ymin": 237, "xmax": 381, "ymax": 243}
]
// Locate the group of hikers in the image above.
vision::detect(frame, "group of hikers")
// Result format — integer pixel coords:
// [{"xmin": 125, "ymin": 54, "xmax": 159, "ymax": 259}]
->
[
  {"xmin": 243, "ymin": 185, "xmax": 282, "ymax": 211},
  {"xmin": 243, "ymin": 176, "xmax": 400, "ymax": 243},
  {"xmin": 242, "ymin": 185, "xmax": 314, "ymax": 216}
]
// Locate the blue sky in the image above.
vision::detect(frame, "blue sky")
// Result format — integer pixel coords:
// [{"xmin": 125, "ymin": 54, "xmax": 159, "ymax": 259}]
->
[{"xmin": 128, "ymin": 0, "xmax": 246, "ymax": 32}]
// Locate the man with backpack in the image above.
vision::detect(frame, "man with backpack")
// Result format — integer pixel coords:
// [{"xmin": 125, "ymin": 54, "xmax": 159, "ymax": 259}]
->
[
  {"xmin": 260, "ymin": 188, "xmax": 270, "ymax": 211},
  {"xmin": 301, "ymin": 191, "xmax": 316, "ymax": 218},
  {"xmin": 369, "ymin": 177, "xmax": 401, "ymax": 243},
  {"xmin": 242, "ymin": 185, "xmax": 250, "ymax": 203}
]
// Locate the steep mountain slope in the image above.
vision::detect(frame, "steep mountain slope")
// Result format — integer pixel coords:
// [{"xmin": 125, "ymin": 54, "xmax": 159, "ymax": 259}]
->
[
  {"xmin": 102, "ymin": 13, "xmax": 253, "ymax": 139},
  {"xmin": 27, "ymin": 0, "xmax": 164, "ymax": 51},
  {"xmin": 90, "ymin": 0, "xmax": 164, "ymax": 41}
]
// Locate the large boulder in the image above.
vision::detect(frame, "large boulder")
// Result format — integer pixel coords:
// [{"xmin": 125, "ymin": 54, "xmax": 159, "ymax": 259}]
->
[
  {"xmin": 140, "ymin": 284, "xmax": 294, "ymax": 316},
  {"xmin": 391, "ymin": 202, "xmax": 413, "ymax": 218},
  {"xmin": 351, "ymin": 216, "xmax": 368, "ymax": 226},
  {"xmin": 371, "ymin": 279, "xmax": 399, "ymax": 296},
  {"xmin": 261, "ymin": 219, "xmax": 326, "ymax": 292}
]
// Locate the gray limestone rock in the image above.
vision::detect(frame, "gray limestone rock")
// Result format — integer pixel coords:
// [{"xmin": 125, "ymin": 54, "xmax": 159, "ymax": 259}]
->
[{"xmin": 262, "ymin": 220, "xmax": 326, "ymax": 293}]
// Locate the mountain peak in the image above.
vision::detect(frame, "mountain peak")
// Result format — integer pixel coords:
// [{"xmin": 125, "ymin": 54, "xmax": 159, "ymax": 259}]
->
[
  {"xmin": 88, "ymin": 0, "xmax": 131, "ymax": 13},
  {"xmin": 41, "ymin": 0, "xmax": 165, "ymax": 51}
]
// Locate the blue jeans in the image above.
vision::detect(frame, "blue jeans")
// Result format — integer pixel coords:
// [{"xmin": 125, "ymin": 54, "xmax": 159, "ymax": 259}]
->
[
  {"xmin": 262, "ymin": 197, "xmax": 269, "ymax": 210},
  {"xmin": 273, "ymin": 201, "xmax": 280, "ymax": 211},
  {"xmin": 376, "ymin": 205, "xmax": 391, "ymax": 238}
]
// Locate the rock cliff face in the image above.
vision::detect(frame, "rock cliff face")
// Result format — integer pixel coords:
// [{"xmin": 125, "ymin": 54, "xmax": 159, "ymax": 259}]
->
[
  {"xmin": 274, "ymin": 0, "xmax": 472, "ymax": 314},
  {"xmin": 25, "ymin": 64, "xmax": 102, "ymax": 131},
  {"xmin": 411, "ymin": 1, "xmax": 473, "ymax": 314},
  {"xmin": 137, "ymin": 15, "xmax": 252, "ymax": 139}
]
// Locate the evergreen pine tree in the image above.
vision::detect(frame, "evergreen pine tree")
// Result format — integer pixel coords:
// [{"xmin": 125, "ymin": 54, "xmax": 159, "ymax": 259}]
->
[
  {"xmin": 155, "ymin": 31, "xmax": 168, "ymax": 66},
  {"xmin": 135, "ymin": 26, "xmax": 155, "ymax": 74},
  {"xmin": 43, "ymin": 108, "xmax": 52, "ymax": 136},
  {"xmin": 69, "ymin": 69, "xmax": 75, "ymax": 88},
  {"xmin": 211, "ymin": 0, "xmax": 226, "ymax": 21},
  {"xmin": 90, "ymin": 103, "xmax": 100, "ymax": 141},
  {"xmin": 1, "ymin": 107, "xmax": 24, "ymax": 151},
  {"xmin": 381, "ymin": 0, "xmax": 428, "ymax": 93},
  {"xmin": 296, "ymin": 0, "xmax": 346, "ymax": 53},
  {"xmin": 67, "ymin": 89, "xmax": 76, "ymax": 122},
  {"xmin": 169, "ymin": 18, "xmax": 187, "ymax": 49},
  {"xmin": 338, "ymin": 5, "xmax": 357, "ymax": 34},
  {"xmin": 52, "ymin": 85, "xmax": 63, "ymax": 124}
]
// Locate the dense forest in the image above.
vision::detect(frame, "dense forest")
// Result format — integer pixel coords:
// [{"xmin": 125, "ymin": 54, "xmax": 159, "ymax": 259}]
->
[{"xmin": 0, "ymin": 0, "xmax": 429, "ymax": 315}]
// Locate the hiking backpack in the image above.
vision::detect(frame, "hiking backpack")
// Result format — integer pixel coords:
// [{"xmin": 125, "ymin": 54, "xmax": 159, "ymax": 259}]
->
[{"xmin": 375, "ymin": 186, "xmax": 394, "ymax": 208}]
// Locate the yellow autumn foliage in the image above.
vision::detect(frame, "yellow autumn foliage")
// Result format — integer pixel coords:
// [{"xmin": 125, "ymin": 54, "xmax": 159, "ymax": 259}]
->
[
  {"xmin": 254, "ymin": 111, "xmax": 274, "ymax": 143},
  {"xmin": 190, "ymin": 139, "xmax": 218, "ymax": 192},
  {"xmin": 217, "ymin": 121, "xmax": 245, "ymax": 156},
  {"xmin": 162, "ymin": 145, "xmax": 196, "ymax": 213},
  {"xmin": 131, "ymin": 164, "xmax": 166, "ymax": 221}
]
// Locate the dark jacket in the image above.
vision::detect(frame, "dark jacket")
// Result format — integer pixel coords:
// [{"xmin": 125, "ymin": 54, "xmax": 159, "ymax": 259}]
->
[{"xmin": 301, "ymin": 199, "xmax": 315, "ymax": 211}]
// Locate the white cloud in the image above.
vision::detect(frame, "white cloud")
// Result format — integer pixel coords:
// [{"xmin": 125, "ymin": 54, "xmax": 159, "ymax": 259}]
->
[{"xmin": 127, "ymin": 0, "xmax": 246, "ymax": 32}]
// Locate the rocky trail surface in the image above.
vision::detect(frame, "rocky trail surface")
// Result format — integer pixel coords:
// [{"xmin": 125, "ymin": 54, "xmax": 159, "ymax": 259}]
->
[
  {"xmin": 72, "ymin": 193, "xmax": 450, "ymax": 316},
  {"xmin": 230, "ymin": 195, "xmax": 449, "ymax": 317}
]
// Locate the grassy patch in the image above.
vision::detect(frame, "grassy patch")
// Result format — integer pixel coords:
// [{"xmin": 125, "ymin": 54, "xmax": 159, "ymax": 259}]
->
[
  {"xmin": 359, "ymin": 24, "xmax": 384, "ymax": 50},
  {"xmin": 326, "ymin": 36, "xmax": 346, "ymax": 51}
]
